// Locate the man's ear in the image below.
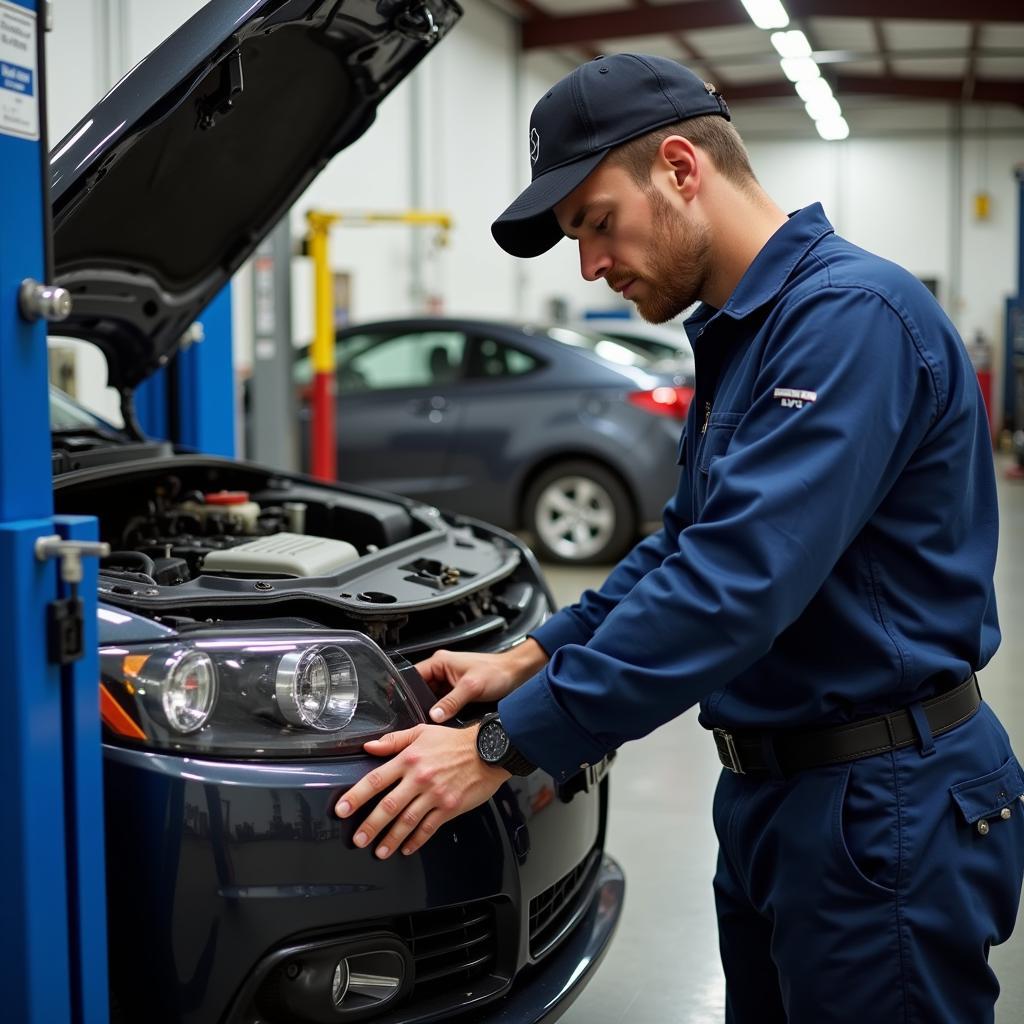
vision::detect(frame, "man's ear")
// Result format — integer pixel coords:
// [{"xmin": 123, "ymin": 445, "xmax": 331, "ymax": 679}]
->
[{"xmin": 658, "ymin": 136, "xmax": 700, "ymax": 200}]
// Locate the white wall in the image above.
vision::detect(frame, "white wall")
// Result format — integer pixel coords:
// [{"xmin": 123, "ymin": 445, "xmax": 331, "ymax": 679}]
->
[
  {"xmin": 45, "ymin": 1, "xmax": 1023, "ymax": 431},
  {"xmin": 743, "ymin": 132, "xmax": 1022, "ymax": 425}
]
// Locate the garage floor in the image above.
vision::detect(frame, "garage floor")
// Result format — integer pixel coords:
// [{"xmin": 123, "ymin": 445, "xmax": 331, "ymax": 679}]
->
[{"xmin": 544, "ymin": 458, "xmax": 1024, "ymax": 1024}]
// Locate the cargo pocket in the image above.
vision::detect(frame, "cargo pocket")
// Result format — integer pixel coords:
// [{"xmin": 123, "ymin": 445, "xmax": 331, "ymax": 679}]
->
[{"xmin": 950, "ymin": 756, "xmax": 1024, "ymax": 835}]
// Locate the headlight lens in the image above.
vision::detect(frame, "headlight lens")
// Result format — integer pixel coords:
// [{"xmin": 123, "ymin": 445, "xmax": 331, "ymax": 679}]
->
[
  {"xmin": 161, "ymin": 649, "xmax": 217, "ymax": 733},
  {"xmin": 99, "ymin": 631, "xmax": 422, "ymax": 758},
  {"xmin": 275, "ymin": 645, "xmax": 358, "ymax": 730}
]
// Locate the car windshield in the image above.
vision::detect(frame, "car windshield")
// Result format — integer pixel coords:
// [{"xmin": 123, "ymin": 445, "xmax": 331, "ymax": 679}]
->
[
  {"xmin": 543, "ymin": 326, "xmax": 660, "ymax": 369},
  {"xmin": 50, "ymin": 387, "xmax": 123, "ymax": 436}
]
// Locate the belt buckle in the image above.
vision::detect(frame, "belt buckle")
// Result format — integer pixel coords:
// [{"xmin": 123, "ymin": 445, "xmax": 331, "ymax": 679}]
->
[{"xmin": 714, "ymin": 728, "xmax": 745, "ymax": 774}]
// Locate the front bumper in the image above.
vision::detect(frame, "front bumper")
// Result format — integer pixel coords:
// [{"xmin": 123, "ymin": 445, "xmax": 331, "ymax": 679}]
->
[
  {"xmin": 103, "ymin": 745, "xmax": 621, "ymax": 1024},
  {"xmin": 459, "ymin": 855, "xmax": 624, "ymax": 1024}
]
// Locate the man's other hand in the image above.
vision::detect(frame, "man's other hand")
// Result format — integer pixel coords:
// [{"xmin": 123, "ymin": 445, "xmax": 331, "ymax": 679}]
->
[
  {"xmin": 415, "ymin": 639, "xmax": 549, "ymax": 724},
  {"xmin": 334, "ymin": 723, "xmax": 509, "ymax": 858}
]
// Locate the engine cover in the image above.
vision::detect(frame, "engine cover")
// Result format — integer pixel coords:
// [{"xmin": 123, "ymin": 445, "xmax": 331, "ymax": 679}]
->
[{"xmin": 201, "ymin": 533, "xmax": 360, "ymax": 577}]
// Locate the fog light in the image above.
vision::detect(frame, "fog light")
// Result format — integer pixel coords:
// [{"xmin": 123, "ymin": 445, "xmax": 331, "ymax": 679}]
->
[
  {"xmin": 275, "ymin": 644, "xmax": 358, "ymax": 730},
  {"xmin": 331, "ymin": 960, "xmax": 350, "ymax": 1008},
  {"xmin": 331, "ymin": 951, "xmax": 403, "ymax": 1009},
  {"xmin": 250, "ymin": 936, "xmax": 411, "ymax": 1023}
]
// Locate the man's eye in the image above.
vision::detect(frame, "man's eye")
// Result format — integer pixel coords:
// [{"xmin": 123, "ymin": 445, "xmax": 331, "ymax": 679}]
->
[{"xmin": 596, "ymin": 216, "xmax": 610, "ymax": 233}]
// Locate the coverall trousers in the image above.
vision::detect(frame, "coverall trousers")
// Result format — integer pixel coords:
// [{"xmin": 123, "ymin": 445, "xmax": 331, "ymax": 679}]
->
[{"xmin": 713, "ymin": 701, "xmax": 1024, "ymax": 1023}]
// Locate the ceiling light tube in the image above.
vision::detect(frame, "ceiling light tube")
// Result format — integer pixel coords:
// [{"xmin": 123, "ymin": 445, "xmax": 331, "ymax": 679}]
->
[
  {"xmin": 780, "ymin": 56, "xmax": 821, "ymax": 83},
  {"xmin": 815, "ymin": 115, "xmax": 850, "ymax": 141},
  {"xmin": 740, "ymin": 0, "xmax": 789, "ymax": 30},
  {"xmin": 770, "ymin": 30, "xmax": 811, "ymax": 59},
  {"xmin": 804, "ymin": 96, "xmax": 842, "ymax": 121},
  {"xmin": 796, "ymin": 77, "xmax": 834, "ymax": 104}
]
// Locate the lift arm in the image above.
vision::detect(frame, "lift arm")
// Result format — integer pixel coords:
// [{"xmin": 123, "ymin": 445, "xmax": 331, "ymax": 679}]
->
[{"xmin": 303, "ymin": 209, "xmax": 453, "ymax": 481}]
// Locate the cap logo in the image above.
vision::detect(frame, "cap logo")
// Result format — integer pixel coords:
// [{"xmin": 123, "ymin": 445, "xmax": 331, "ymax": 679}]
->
[{"xmin": 530, "ymin": 127, "xmax": 540, "ymax": 165}]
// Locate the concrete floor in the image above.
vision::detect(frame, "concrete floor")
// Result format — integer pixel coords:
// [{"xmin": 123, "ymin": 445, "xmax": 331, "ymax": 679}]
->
[{"xmin": 537, "ymin": 458, "xmax": 1024, "ymax": 1024}]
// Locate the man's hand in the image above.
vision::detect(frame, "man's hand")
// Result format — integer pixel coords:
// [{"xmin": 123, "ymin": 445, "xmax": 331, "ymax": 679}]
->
[
  {"xmin": 334, "ymin": 723, "xmax": 510, "ymax": 859},
  {"xmin": 416, "ymin": 639, "xmax": 549, "ymax": 723}
]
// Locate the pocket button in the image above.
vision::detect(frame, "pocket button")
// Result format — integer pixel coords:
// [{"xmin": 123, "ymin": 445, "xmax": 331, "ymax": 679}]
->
[
  {"xmin": 978, "ymin": 820, "xmax": 990, "ymax": 836},
  {"xmin": 1001, "ymin": 807, "xmax": 1012, "ymax": 820}
]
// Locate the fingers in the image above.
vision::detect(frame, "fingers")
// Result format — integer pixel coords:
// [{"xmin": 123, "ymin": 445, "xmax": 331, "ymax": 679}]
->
[
  {"xmin": 412, "ymin": 650, "xmax": 450, "ymax": 691},
  {"xmin": 400, "ymin": 809, "xmax": 448, "ymax": 856},
  {"xmin": 429, "ymin": 673, "xmax": 484, "ymax": 723},
  {"xmin": 348, "ymin": 780, "xmax": 424, "ymax": 858},
  {"xmin": 362, "ymin": 726, "xmax": 418, "ymax": 755},
  {"xmin": 373, "ymin": 792, "xmax": 436, "ymax": 859},
  {"xmin": 334, "ymin": 755, "xmax": 405, "ymax": 819}
]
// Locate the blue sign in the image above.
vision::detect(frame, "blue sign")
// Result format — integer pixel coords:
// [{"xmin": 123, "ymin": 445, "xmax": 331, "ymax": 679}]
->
[{"xmin": 0, "ymin": 60, "xmax": 32, "ymax": 96}]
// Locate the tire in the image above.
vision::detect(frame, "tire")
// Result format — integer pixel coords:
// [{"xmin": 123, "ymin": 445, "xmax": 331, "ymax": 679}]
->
[{"xmin": 523, "ymin": 460, "xmax": 636, "ymax": 565}]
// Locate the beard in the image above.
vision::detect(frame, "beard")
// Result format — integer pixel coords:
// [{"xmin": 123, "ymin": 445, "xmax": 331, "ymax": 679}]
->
[{"xmin": 611, "ymin": 189, "xmax": 711, "ymax": 324}]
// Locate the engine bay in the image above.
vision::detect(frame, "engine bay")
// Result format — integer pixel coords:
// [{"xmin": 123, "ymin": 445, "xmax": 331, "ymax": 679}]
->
[
  {"xmin": 54, "ymin": 456, "xmax": 549, "ymax": 655},
  {"xmin": 102, "ymin": 482, "xmax": 363, "ymax": 586}
]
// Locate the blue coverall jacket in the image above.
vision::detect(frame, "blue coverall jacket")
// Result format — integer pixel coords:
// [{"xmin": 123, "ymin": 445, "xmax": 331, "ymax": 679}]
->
[
  {"xmin": 498, "ymin": 203, "xmax": 1023, "ymax": 1023},
  {"xmin": 500, "ymin": 203, "xmax": 1000, "ymax": 781}
]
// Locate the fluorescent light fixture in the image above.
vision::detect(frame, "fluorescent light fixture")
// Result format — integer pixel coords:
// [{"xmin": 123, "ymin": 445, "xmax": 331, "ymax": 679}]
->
[
  {"xmin": 770, "ymin": 30, "xmax": 811, "ymax": 59},
  {"xmin": 796, "ymin": 77, "xmax": 833, "ymax": 104},
  {"xmin": 780, "ymin": 56, "xmax": 821, "ymax": 83},
  {"xmin": 740, "ymin": 0, "xmax": 789, "ymax": 30},
  {"xmin": 804, "ymin": 96, "xmax": 842, "ymax": 121},
  {"xmin": 815, "ymin": 115, "xmax": 850, "ymax": 141}
]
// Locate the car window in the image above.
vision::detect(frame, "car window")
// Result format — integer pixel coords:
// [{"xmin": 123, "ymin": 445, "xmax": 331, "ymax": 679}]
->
[
  {"xmin": 335, "ymin": 331, "xmax": 467, "ymax": 392},
  {"xmin": 597, "ymin": 332, "xmax": 682, "ymax": 362},
  {"xmin": 544, "ymin": 326, "xmax": 658, "ymax": 369},
  {"xmin": 467, "ymin": 337, "xmax": 540, "ymax": 379}
]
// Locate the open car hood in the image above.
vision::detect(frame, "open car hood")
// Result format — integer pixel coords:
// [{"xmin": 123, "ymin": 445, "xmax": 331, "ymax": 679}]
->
[{"xmin": 50, "ymin": 0, "xmax": 460, "ymax": 398}]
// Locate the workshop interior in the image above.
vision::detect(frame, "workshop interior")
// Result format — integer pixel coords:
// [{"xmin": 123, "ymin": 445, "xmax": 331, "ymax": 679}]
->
[{"xmin": 2, "ymin": 1, "xmax": 1023, "ymax": 1022}]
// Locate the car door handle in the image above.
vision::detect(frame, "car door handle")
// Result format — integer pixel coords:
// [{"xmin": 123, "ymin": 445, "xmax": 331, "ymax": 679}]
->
[{"xmin": 409, "ymin": 396, "xmax": 449, "ymax": 417}]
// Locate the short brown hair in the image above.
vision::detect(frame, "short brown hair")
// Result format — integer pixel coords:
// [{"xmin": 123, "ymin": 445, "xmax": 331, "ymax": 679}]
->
[{"xmin": 607, "ymin": 115, "xmax": 757, "ymax": 191}]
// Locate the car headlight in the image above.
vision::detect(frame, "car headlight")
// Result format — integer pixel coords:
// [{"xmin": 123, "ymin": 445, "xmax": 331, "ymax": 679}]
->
[{"xmin": 99, "ymin": 631, "xmax": 423, "ymax": 757}]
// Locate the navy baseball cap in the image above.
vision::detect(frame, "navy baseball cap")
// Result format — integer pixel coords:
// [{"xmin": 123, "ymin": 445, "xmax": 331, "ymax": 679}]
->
[{"xmin": 492, "ymin": 53, "xmax": 730, "ymax": 259}]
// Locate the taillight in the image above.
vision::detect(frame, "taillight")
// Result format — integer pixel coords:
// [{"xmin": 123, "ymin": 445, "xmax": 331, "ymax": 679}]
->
[{"xmin": 627, "ymin": 386, "xmax": 694, "ymax": 419}]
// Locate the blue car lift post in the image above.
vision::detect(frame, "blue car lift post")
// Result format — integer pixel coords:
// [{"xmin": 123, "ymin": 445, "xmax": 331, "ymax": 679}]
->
[{"xmin": 0, "ymin": 2, "xmax": 108, "ymax": 1021}]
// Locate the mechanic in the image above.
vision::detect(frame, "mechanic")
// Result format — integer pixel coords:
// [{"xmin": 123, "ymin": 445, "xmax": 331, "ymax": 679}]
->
[{"xmin": 336, "ymin": 54, "xmax": 1024, "ymax": 1021}]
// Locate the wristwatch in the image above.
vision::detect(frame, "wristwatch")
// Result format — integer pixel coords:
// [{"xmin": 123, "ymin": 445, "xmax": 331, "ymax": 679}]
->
[{"xmin": 475, "ymin": 713, "xmax": 537, "ymax": 777}]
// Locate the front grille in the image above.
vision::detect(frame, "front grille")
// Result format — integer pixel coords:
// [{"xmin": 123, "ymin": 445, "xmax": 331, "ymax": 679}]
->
[
  {"xmin": 399, "ymin": 901, "xmax": 498, "ymax": 999},
  {"xmin": 529, "ymin": 850, "xmax": 600, "ymax": 959}
]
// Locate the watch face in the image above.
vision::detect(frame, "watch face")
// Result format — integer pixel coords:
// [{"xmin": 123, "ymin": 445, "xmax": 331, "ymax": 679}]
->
[{"xmin": 478, "ymin": 720, "xmax": 510, "ymax": 764}]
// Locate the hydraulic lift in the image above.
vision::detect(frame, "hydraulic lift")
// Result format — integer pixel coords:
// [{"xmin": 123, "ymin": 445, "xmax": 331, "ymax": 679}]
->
[
  {"xmin": 303, "ymin": 208, "xmax": 452, "ymax": 481},
  {"xmin": 0, "ymin": 1, "xmax": 108, "ymax": 1020}
]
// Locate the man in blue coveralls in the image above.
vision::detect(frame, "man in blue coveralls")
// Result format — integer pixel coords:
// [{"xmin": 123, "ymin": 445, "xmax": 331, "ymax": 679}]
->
[{"xmin": 336, "ymin": 55, "xmax": 1024, "ymax": 1020}]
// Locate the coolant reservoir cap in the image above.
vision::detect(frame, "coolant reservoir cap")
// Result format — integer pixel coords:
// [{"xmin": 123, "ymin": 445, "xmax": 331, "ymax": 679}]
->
[{"xmin": 204, "ymin": 490, "xmax": 250, "ymax": 505}]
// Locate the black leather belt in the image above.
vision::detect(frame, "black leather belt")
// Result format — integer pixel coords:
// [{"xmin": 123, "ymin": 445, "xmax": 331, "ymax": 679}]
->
[{"xmin": 713, "ymin": 675, "xmax": 981, "ymax": 777}]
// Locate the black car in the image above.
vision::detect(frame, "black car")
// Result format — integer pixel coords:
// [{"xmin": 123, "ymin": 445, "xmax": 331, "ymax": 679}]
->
[
  {"xmin": 296, "ymin": 318, "xmax": 693, "ymax": 565},
  {"xmin": 47, "ymin": 3, "xmax": 623, "ymax": 1022}
]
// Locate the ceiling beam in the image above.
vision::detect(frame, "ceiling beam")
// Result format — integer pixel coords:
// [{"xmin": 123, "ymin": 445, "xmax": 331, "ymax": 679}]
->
[
  {"xmin": 872, "ymin": 20, "xmax": 893, "ymax": 78},
  {"xmin": 522, "ymin": 2, "xmax": 744, "ymax": 50},
  {"xmin": 789, "ymin": 0, "xmax": 1018, "ymax": 20},
  {"xmin": 632, "ymin": 0, "xmax": 728, "ymax": 87},
  {"xmin": 963, "ymin": 22, "xmax": 982, "ymax": 102},
  {"xmin": 719, "ymin": 74, "xmax": 1024, "ymax": 107},
  {"xmin": 521, "ymin": 2, "xmax": 1024, "ymax": 50}
]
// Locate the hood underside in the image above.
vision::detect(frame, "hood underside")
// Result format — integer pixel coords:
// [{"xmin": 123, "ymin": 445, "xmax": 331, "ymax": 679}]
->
[{"xmin": 50, "ymin": 0, "xmax": 461, "ymax": 394}]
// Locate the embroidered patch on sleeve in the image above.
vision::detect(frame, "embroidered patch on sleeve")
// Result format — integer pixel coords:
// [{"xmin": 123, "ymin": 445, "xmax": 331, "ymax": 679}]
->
[{"xmin": 773, "ymin": 388, "xmax": 817, "ymax": 409}]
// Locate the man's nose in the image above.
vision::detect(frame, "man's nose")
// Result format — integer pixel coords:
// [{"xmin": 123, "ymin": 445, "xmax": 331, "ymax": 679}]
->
[{"xmin": 579, "ymin": 242, "xmax": 611, "ymax": 283}]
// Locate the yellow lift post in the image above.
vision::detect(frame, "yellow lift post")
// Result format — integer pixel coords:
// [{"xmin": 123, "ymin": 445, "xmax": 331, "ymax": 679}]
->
[{"xmin": 303, "ymin": 209, "xmax": 453, "ymax": 481}]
